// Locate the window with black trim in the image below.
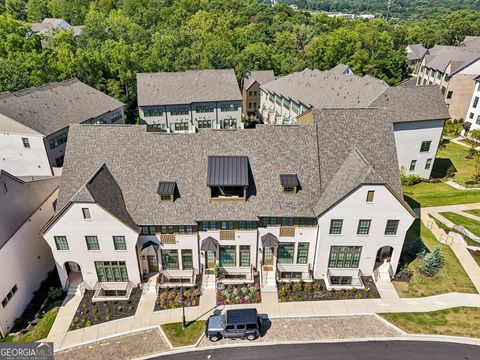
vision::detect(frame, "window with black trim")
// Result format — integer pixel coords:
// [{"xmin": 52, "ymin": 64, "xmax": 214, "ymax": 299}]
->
[
  {"xmin": 329, "ymin": 219, "xmax": 343, "ymax": 234},
  {"xmin": 420, "ymin": 141, "xmax": 432, "ymax": 152},
  {"xmin": 385, "ymin": 220, "xmax": 399, "ymax": 235},
  {"xmin": 357, "ymin": 220, "xmax": 371, "ymax": 235}
]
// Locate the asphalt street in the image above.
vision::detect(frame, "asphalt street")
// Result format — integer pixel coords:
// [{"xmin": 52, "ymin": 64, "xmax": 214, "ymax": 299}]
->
[{"xmin": 152, "ymin": 341, "xmax": 480, "ymax": 360}]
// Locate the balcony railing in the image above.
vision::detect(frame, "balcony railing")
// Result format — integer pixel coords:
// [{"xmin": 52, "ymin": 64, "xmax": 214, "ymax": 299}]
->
[
  {"xmin": 279, "ymin": 226, "xmax": 295, "ymax": 237},
  {"xmin": 220, "ymin": 230, "xmax": 235, "ymax": 240},
  {"xmin": 160, "ymin": 234, "xmax": 176, "ymax": 244}
]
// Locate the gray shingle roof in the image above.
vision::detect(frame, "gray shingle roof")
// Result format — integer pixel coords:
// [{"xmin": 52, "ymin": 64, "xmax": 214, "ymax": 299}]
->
[
  {"xmin": 136, "ymin": 69, "xmax": 242, "ymax": 106},
  {"xmin": 261, "ymin": 67, "xmax": 388, "ymax": 109},
  {"xmin": 207, "ymin": 156, "xmax": 249, "ymax": 187},
  {"xmin": 371, "ymin": 86, "xmax": 450, "ymax": 122},
  {"xmin": 243, "ymin": 70, "xmax": 276, "ymax": 90},
  {"xmin": 56, "ymin": 118, "xmax": 411, "ymax": 226},
  {"xmin": 424, "ymin": 46, "xmax": 480, "ymax": 74},
  {"xmin": 406, "ymin": 44, "xmax": 427, "ymax": 61},
  {"xmin": 0, "ymin": 79, "xmax": 124, "ymax": 136}
]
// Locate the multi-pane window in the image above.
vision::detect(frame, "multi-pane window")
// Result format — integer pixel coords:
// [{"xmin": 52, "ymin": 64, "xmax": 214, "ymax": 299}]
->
[
  {"xmin": 170, "ymin": 108, "xmax": 189, "ymax": 115},
  {"xmin": 221, "ymin": 221, "xmax": 234, "ymax": 230},
  {"xmin": 182, "ymin": 249, "xmax": 193, "ymax": 270},
  {"xmin": 281, "ymin": 217, "xmax": 294, "ymax": 226},
  {"xmin": 113, "ymin": 236, "xmax": 127, "ymax": 250},
  {"xmin": 330, "ymin": 276, "xmax": 352, "ymax": 285},
  {"xmin": 291, "ymin": 102, "xmax": 299, "ymax": 114},
  {"xmin": 297, "ymin": 243, "xmax": 309, "ymax": 264},
  {"xmin": 54, "ymin": 236, "xmax": 69, "ymax": 250},
  {"xmin": 409, "ymin": 160, "xmax": 417, "ymax": 171},
  {"xmin": 385, "ymin": 220, "xmax": 400, "ymax": 235},
  {"xmin": 95, "ymin": 261, "xmax": 128, "ymax": 282},
  {"xmin": 238, "ymin": 221, "xmax": 254, "ymax": 230},
  {"xmin": 328, "ymin": 246, "xmax": 362, "ymax": 268},
  {"xmin": 82, "ymin": 208, "xmax": 91, "ymax": 220},
  {"xmin": 178, "ymin": 225, "xmax": 193, "ymax": 234},
  {"xmin": 329, "ymin": 219, "xmax": 343, "ymax": 235},
  {"xmin": 49, "ymin": 132, "xmax": 67, "ymax": 149},
  {"xmin": 160, "ymin": 225, "xmax": 174, "ymax": 234},
  {"xmin": 269, "ymin": 94, "xmax": 274, "ymax": 103},
  {"xmin": 159, "ymin": 194, "xmax": 172, "ymax": 201},
  {"xmin": 420, "ymin": 141, "xmax": 432, "ymax": 152},
  {"xmin": 283, "ymin": 100, "xmax": 290, "ymax": 110},
  {"xmin": 357, "ymin": 220, "xmax": 371, "ymax": 235},
  {"xmin": 141, "ymin": 226, "xmax": 156, "ymax": 235},
  {"xmin": 174, "ymin": 122, "xmax": 189, "ymax": 131},
  {"xmin": 200, "ymin": 221, "xmax": 217, "ymax": 231},
  {"xmin": 21, "ymin": 138, "xmax": 30, "ymax": 148},
  {"xmin": 219, "ymin": 246, "xmax": 236, "ymax": 267},
  {"xmin": 221, "ymin": 118, "xmax": 237, "ymax": 128},
  {"xmin": 195, "ymin": 105, "xmax": 214, "ymax": 113},
  {"xmin": 469, "ymin": 112, "xmax": 474, "ymax": 119},
  {"xmin": 1, "ymin": 284, "xmax": 18, "ymax": 308},
  {"xmin": 366, "ymin": 190, "xmax": 375, "ymax": 203},
  {"xmin": 299, "ymin": 218, "xmax": 315, "ymax": 227},
  {"xmin": 240, "ymin": 245, "xmax": 250, "ymax": 267},
  {"xmin": 85, "ymin": 236, "xmax": 100, "ymax": 250},
  {"xmin": 425, "ymin": 158, "xmax": 433, "ymax": 170},
  {"xmin": 446, "ymin": 91, "xmax": 453, "ymax": 99},
  {"xmin": 260, "ymin": 217, "xmax": 276, "ymax": 227},
  {"xmin": 277, "ymin": 242, "xmax": 295, "ymax": 264},
  {"xmin": 220, "ymin": 103, "xmax": 239, "ymax": 112},
  {"xmin": 143, "ymin": 108, "xmax": 163, "ymax": 117},
  {"xmin": 161, "ymin": 250, "xmax": 179, "ymax": 270},
  {"xmin": 477, "ymin": 115, "xmax": 480, "ymax": 125},
  {"xmin": 197, "ymin": 119, "xmax": 212, "ymax": 128}
]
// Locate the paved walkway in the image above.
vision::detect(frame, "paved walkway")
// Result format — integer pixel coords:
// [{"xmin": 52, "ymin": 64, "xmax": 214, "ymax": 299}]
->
[
  {"xmin": 445, "ymin": 180, "xmax": 480, "ymax": 191},
  {"xmin": 450, "ymin": 136, "xmax": 480, "ymax": 150}
]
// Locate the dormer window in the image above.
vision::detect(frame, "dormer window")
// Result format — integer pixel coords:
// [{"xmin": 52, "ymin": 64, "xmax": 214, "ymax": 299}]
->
[
  {"xmin": 280, "ymin": 174, "xmax": 298, "ymax": 194},
  {"xmin": 157, "ymin": 181, "xmax": 176, "ymax": 202},
  {"xmin": 207, "ymin": 156, "xmax": 249, "ymax": 201}
]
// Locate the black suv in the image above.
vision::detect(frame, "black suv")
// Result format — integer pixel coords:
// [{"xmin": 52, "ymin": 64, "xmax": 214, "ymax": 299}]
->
[{"xmin": 205, "ymin": 308, "xmax": 263, "ymax": 342}]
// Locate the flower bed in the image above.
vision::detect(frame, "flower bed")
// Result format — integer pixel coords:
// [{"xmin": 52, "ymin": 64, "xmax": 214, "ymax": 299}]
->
[
  {"xmin": 277, "ymin": 277, "xmax": 380, "ymax": 302},
  {"xmin": 69, "ymin": 289, "xmax": 141, "ymax": 330},
  {"xmin": 216, "ymin": 281, "xmax": 261, "ymax": 305},
  {"xmin": 154, "ymin": 286, "xmax": 201, "ymax": 311}
]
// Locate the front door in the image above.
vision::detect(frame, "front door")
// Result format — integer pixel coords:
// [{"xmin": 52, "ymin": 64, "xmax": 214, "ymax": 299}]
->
[
  {"xmin": 263, "ymin": 247, "xmax": 273, "ymax": 265},
  {"xmin": 206, "ymin": 251, "xmax": 216, "ymax": 269},
  {"xmin": 147, "ymin": 255, "xmax": 159, "ymax": 272}
]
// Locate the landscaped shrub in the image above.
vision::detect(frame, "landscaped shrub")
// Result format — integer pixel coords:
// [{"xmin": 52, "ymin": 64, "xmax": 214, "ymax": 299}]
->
[
  {"xmin": 400, "ymin": 167, "xmax": 422, "ymax": 186},
  {"xmin": 420, "ymin": 247, "xmax": 445, "ymax": 277},
  {"xmin": 47, "ymin": 287, "xmax": 63, "ymax": 300},
  {"xmin": 445, "ymin": 165, "xmax": 456, "ymax": 179}
]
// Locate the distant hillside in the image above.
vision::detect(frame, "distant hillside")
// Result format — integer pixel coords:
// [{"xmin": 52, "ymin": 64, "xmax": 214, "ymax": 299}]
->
[{"xmin": 283, "ymin": 0, "xmax": 480, "ymax": 19}]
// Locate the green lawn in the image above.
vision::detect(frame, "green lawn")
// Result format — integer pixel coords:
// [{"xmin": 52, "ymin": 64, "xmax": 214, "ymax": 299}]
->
[
  {"xmin": 464, "ymin": 209, "xmax": 480, "ymax": 218},
  {"xmin": 403, "ymin": 182, "xmax": 480, "ymax": 208},
  {"xmin": 1, "ymin": 305, "xmax": 60, "ymax": 343},
  {"xmin": 439, "ymin": 212, "xmax": 480, "ymax": 238},
  {"xmin": 161, "ymin": 321, "xmax": 205, "ymax": 347},
  {"xmin": 380, "ymin": 307, "xmax": 480, "ymax": 338},
  {"xmin": 392, "ymin": 220, "xmax": 476, "ymax": 297},
  {"xmin": 433, "ymin": 141, "xmax": 478, "ymax": 185}
]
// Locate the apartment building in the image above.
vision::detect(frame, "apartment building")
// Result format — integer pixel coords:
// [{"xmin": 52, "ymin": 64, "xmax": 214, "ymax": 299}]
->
[
  {"xmin": 42, "ymin": 120, "xmax": 415, "ymax": 297},
  {"xmin": 241, "ymin": 70, "xmax": 275, "ymax": 119},
  {"xmin": 137, "ymin": 70, "xmax": 242, "ymax": 133},
  {"xmin": 0, "ymin": 171, "xmax": 59, "ymax": 337},
  {"xmin": 463, "ymin": 76, "xmax": 480, "ymax": 135},
  {"xmin": 415, "ymin": 39, "xmax": 480, "ymax": 120},
  {"xmin": 0, "ymin": 79, "xmax": 125, "ymax": 176},
  {"xmin": 405, "ymin": 44, "xmax": 427, "ymax": 74},
  {"xmin": 259, "ymin": 64, "xmax": 385, "ymax": 125}
]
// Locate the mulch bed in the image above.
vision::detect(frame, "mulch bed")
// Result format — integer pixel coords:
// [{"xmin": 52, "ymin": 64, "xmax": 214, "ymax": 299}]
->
[
  {"xmin": 154, "ymin": 286, "xmax": 201, "ymax": 311},
  {"xmin": 216, "ymin": 277, "xmax": 262, "ymax": 305},
  {"xmin": 69, "ymin": 289, "xmax": 141, "ymax": 330},
  {"xmin": 393, "ymin": 270, "xmax": 413, "ymax": 282},
  {"xmin": 277, "ymin": 277, "xmax": 380, "ymax": 302}
]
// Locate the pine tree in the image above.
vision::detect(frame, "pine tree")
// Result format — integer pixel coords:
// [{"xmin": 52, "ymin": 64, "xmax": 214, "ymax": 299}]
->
[{"xmin": 420, "ymin": 247, "xmax": 445, "ymax": 277}]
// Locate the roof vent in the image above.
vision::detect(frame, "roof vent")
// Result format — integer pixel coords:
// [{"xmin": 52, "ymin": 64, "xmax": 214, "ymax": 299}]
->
[{"xmin": 157, "ymin": 181, "xmax": 176, "ymax": 202}]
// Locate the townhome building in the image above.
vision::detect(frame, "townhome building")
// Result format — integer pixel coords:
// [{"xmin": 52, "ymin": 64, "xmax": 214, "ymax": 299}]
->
[
  {"xmin": 0, "ymin": 79, "xmax": 125, "ymax": 176},
  {"xmin": 405, "ymin": 44, "xmax": 427, "ymax": 74},
  {"xmin": 0, "ymin": 171, "xmax": 59, "ymax": 338},
  {"xmin": 259, "ymin": 64, "xmax": 385, "ymax": 125},
  {"xmin": 415, "ymin": 40, "xmax": 480, "ymax": 120},
  {"xmin": 42, "ymin": 119, "xmax": 415, "ymax": 298},
  {"xmin": 463, "ymin": 76, "xmax": 480, "ymax": 136},
  {"xmin": 240, "ymin": 70, "xmax": 275, "ymax": 119},
  {"xmin": 30, "ymin": 18, "xmax": 83, "ymax": 36},
  {"xmin": 137, "ymin": 70, "xmax": 242, "ymax": 133}
]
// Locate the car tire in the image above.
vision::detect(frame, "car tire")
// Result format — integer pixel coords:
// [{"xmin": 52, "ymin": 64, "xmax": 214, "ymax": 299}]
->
[
  {"xmin": 246, "ymin": 334, "xmax": 257, "ymax": 341},
  {"xmin": 209, "ymin": 334, "xmax": 221, "ymax": 342}
]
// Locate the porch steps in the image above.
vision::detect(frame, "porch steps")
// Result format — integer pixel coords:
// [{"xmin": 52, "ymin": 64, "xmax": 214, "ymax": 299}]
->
[{"xmin": 203, "ymin": 273, "xmax": 216, "ymax": 289}]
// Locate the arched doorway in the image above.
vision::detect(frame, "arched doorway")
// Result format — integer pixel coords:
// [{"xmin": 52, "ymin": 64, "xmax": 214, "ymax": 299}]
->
[
  {"xmin": 374, "ymin": 246, "xmax": 394, "ymax": 271},
  {"xmin": 64, "ymin": 261, "xmax": 83, "ymax": 287}
]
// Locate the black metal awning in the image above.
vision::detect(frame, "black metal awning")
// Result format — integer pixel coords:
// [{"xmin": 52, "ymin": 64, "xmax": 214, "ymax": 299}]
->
[
  {"xmin": 201, "ymin": 236, "xmax": 219, "ymax": 251},
  {"xmin": 280, "ymin": 174, "xmax": 299, "ymax": 187},
  {"xmin": 157, "ymin": 181, "xmax": 176, "ymax": 195},
  {"xmin": 141, "ymin": 240, "xmax": 159, "ymax": 256},
  {"xmin": 261, "ymin": 233, "xmax": 279, "ymax": 247},
  {"xmin": 207, "ymin": 156, "xmax": 249, "ymax": 187}
]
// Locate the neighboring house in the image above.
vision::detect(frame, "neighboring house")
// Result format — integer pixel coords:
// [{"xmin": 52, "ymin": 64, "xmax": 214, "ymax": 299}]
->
[
  {"xmin": 259, "ymin": 64, "xmax": 385, "ymax": 125},
  {"xmin": 463, "ymin": 76, "xmax": 480, "ymax": 136},
  {"xmin": 241, "ymin": 70, "xmax": 275, "ymax": 119},
  {"xmin": 415, "ymin": 40, "xmax": 480, "ymax": 120},
  {"xmin": 30, "ymin": 18, "xmax": 84, "ymax": 36},
  {"xmin": 42, "ymin": 122, "xmax": 415, "ymax": 298},
  {"xmin": 0, "ymin": 79, "xmax": 125, "ymax": 175},
  {"xmin": 137, "ymin": 70, "xmax": 243, "ymax": 133},
  {"xmin": 0, "ymin": 171, "xmax": 59, "ymax": 338},
  {"xmin": 406, "ymin": 44, "xmax": 427, "ymax": 74}
]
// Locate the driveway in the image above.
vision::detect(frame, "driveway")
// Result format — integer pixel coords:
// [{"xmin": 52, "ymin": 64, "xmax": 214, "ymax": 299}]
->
[{"xmin": 154, "ymin": 341, "xmax": 480, "ymax": 360}]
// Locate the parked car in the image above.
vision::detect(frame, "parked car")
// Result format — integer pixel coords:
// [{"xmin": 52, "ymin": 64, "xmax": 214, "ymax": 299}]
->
[{"xmin": 205, "ymin": 308, "xmax": 264, "ymax": 342}]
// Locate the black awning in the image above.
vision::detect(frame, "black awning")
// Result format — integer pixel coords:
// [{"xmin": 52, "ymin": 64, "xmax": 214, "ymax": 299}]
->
[
  {"xmin": 157, "ymin": 181, "xmax": 176, "ymax": 195},
  {"xmin": 280, "ymin": 174, "xmax": 299, "ymax": 187},
  {"xmin": 261, "ymin": 233, "xmax": 279, "ymax": 247},
  {"xmin": 201, "ymin": 236, "xmax": 219, "ymax": 251},
  {"xmin": 207, "ymin": 156, "xmax": 249, "ymax": 187},
  {"xmin": 141, "ymin": 240, "xmax": 159, "ymax": 255}
]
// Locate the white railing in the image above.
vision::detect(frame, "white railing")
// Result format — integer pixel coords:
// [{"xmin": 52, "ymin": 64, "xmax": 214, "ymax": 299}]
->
[
  {"xmin": 276, "ymin": 263, "xmax": 312, "ymax": 282},
  {"xmin": 158, "ymin": 269, "xmax": 196, "ymax": 287},
  {"xmin": 326, "ymin": 269, "xmax": 364, "ymax": 289},
  {"xmin": 92, "ymin": 281, "xmax": 134, "ymax": 302}
]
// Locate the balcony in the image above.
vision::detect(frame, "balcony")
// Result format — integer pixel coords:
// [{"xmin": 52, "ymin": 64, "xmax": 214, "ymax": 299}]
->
[
  {"xmin": 160, "ymin": 234, "xmax": 176, "ymax": 244},
  {"xmin": 279, "ymin": 226, "xmax": 295, "ymax": 237},
  {"xmin": 220, "ymin": 230, "xmax": 235, "ymax": 240}
]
